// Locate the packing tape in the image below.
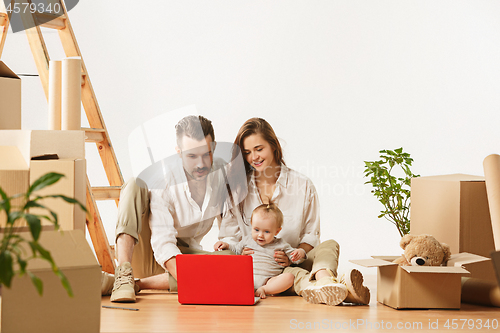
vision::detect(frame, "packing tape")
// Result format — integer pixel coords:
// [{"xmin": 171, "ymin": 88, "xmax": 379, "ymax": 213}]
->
[{"xmin": 483, "ymin": 154, "xmax": 500, "ymax": 250}]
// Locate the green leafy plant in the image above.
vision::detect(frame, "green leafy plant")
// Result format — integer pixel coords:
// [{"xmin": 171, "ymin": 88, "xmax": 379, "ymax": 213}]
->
[
  {"xmin": 0, "ymin": 172, "xmax": 87, "ymax": 296},
  {"xmin": 364, "ymin": 148, "xmax": 419, "ymax": 237}
]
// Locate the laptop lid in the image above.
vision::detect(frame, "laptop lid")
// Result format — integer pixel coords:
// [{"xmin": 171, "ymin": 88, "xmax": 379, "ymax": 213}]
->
[{"xmin": 177, "ymin": 254, "xmax": 256, "ymax": 305}]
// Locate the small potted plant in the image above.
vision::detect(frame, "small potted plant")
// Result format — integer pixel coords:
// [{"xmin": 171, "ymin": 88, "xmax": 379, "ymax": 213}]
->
[
  {"xmin": 0, "ymin": 172, "xmax": 87, "ymax": 296},
  {"xmin": 364, "ymin": 148, "xmax": 419, "ymax": 237}
]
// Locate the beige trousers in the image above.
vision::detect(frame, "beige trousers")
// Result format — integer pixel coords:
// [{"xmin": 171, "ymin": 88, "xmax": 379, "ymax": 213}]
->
[
  {"xmin": 283, "ymin": 239, "xmax": 340, "ymax": 296},
  {"xmin": 115, "ymin": 177, "xmax": 231, "ymax": 292}
]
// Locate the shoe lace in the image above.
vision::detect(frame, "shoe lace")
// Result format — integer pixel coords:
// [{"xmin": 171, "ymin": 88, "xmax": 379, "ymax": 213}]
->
[
  {"xmin": 113, "ymin": 266, "xmax": 134, "ymax": 291},
  {"xmin": 326, "ymin": 269, "xmax": 345, "ymax": 284}
]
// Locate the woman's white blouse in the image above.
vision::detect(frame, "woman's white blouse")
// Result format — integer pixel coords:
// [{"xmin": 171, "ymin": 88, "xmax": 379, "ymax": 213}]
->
[{"xmin": 219, "ymin": 164, "xmax": 321, "ymax": 248}]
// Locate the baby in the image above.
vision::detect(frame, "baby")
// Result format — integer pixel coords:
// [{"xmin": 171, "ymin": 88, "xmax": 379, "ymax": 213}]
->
[{"xmin": 214, "ymin": 202, "xmax": 306, "ymax": 298}]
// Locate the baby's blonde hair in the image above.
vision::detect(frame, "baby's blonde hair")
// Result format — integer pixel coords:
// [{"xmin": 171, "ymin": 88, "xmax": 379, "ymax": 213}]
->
[{"xmin": 250, "ymin": 201, "xmax": 284, "ymax": 229}]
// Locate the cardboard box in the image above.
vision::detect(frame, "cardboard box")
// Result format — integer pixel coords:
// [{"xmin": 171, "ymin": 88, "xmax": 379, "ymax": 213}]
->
[
  {"xmin": 0, "ymin": 131, "xmax": 85, "ymax": 229},
  {"xmin": 0, "ymin": 61, "xmax": 21, "ymax": 130},
  {"xmin": 1, "ymin": 230, "xmax": 101, "ymax": 333},
  {"xmin": 30, "ymin": 159, "xmax": 87, "ymax": 231},
  {"xmin": 351, "ymin": 253, "xmax": 489, "ymax": 309},
  {"xmin": 0, "ymin": 146, "xmax": 29, "ymax": 227},
  {"xmin": 0, "ymin": 130, "xmax": 85, "ymax": 164},
  {"xmin": 410, "ymin": 174, "xmax": 496, "ymax": 281}
]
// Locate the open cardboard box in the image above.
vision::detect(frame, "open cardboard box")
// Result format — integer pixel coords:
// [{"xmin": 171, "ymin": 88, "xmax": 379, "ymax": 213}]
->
[
  {"xmin": 0, "ymin": 61, "xmax": 21, "ymax": 130},
  {"xmin": 0, "ymin": 130, "xmax": 85, "ymax": 162},
  {"xmin": 411, "ymin": 174, "xmax": 496, "ymax": 282},
  {"xmin": 0, "ymin": 130, "xmax": 86, "ymax": 231},
  {"xmin": 1, "ymin": 230, "xmax": 101, "ymax": 333},
  {"xmin": 351, "ymin": 253, "xmax": 489, "ymax": 309}
]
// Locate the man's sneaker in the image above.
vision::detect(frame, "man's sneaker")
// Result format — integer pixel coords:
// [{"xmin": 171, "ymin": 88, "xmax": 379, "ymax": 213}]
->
[
  {"xmin": 343, "ymin": 269, "xmax": 370, "ymax": 305},
  {"xmin": 110, "ymin": 262, "xmax": 137, "ymax": 303},
  {"xmin": 301, "ymin": 270, "xmax": 348, "ymax": 306},
  {"xmin": 101, "ymin": 270, "xmax": 141, "ymax": 296}
]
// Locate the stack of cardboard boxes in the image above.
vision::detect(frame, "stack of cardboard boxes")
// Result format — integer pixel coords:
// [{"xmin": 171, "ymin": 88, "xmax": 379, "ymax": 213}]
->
[{"xmin": 0, "ymin": 61, "xmax": 100, "ymax": 333}]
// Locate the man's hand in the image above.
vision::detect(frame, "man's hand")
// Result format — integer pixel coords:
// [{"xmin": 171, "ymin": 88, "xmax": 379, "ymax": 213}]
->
[
  {"xmin": 274, "ymin": 250, "xmax": 291, "ymax": 267},
  {"xmin": 165, "ymin": 257, "xmax": 177, "ymax": 280},
  {"xmin": 290, "ymin": 248, "xmax": 306, "ymax": 262},
  {"xmin": 214, "ymin": 241, "xmax": 229, "ymax": 251}
]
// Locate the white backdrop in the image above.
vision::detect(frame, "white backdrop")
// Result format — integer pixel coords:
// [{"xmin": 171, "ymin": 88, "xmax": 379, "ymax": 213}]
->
[{"xmin": 3, "ymin": 0, "xmax": 500, "ymax": 274}]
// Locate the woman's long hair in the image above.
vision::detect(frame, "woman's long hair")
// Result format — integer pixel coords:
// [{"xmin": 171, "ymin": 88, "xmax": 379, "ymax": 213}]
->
[
  {"xmin": 233, "ymin": 117, "xmax": 285, "ymax": 175},
  {"xmin": 224, "ymin": 118, "xmax": 285, "ymax": 225}
]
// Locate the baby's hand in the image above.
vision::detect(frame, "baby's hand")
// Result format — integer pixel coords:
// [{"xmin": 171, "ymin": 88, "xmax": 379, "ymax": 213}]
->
[
  {"xmin": 255, "ymin": 287, "xmax": 267, "ymax": 299},
  {"xmin": 290, "ymin": 248, "xmax": 306, "ymax": 261},
  {"xmin": 214, "ymin": 241, "xmax": 229, "ymax": 251}
]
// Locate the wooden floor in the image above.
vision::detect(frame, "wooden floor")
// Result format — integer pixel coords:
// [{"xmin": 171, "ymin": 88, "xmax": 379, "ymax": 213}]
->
[{"xmin": 99, "ymin": 275, "xmax": 500, "ymax": 333}]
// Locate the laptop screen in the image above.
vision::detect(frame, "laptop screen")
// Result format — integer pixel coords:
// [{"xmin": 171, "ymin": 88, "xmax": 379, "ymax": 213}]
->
[{"xmin": 176, "ymin": 254, "xmax": 256, "ymax": 305}]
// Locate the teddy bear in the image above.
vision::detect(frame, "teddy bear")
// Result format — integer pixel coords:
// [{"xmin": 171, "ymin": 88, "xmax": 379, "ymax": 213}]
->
[{"xmin": 393, "ymin": 234, "xmax": 451, "ymax": 266}]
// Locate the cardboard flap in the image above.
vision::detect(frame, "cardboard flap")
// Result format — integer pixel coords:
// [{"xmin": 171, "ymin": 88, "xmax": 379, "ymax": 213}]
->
[
  {"xmin": 350, "ymin": 258, "xmax": 398, "ymax": 268},
  {"xmin": 30, "ymin": 131, "xmax": 85, "ymax": 160},
  {"xmin": 0, "ymin": 130, "xmax": 85, "ymax": 164},
  {"xmin": 0, "ymin": 61, "xmax": 20, "ymax": 79},
  {"xmin": 18, "ymin": 230, "xmax": 99, "ymax": 270},
  {"xmin": 401, "ymin": 266, "xmax": 469, "ymax": 274},
  {"xmin": 447, "ymin": 252, "xmax": 490, "ymax": 267},
  {"xmin": 0, "ymin": 146, "xmax": 29, "ymax": 170},
  {"xmin": 371, "ymin": 255, "xmax": 400, "ymax": 261},
  {"xmin": 415, "ymin": 174, "xmax": 485, "ymax": 182},
  {"xmin": 0, "ymin": 130, "xmax": 33, "ymax": 164}
]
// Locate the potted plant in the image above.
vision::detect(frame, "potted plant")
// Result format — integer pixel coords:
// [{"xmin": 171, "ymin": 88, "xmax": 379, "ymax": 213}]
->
[
  {"xmin": 0, "ymin": 172, "xmax": 86, "ymax": 296},
  {"xmin": 364, "ymin": 148, "xmax": 419, "ymax": 237}
]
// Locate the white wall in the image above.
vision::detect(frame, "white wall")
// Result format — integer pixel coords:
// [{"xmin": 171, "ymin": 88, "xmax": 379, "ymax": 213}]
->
[{"xmin": 3, "ymin": 0, "xmax": 500, "ymax": 274}]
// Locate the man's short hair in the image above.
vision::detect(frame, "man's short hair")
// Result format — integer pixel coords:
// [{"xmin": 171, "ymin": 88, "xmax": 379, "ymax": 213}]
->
[{"xmin": 175, "ymin": 115, "xmax": 215, "ymax": 147}]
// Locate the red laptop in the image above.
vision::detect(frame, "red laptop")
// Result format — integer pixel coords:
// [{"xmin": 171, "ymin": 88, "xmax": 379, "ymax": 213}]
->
[{"xmin": 176, "ymin": 254, "xmax": 259, "ymax": 305}]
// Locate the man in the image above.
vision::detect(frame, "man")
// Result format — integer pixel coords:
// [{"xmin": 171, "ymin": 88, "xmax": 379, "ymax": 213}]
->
[{"xmin": 102, "ymin": 115, "xmax": 232, "ymax": 302}]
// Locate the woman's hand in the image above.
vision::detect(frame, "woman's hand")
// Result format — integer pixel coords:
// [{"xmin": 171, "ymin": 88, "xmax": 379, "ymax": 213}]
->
[
  {"xmin": 274, "ymin": 250, "xmax": 291, "ymax": 267},
  {"xmin": 242, "ymin": 247, "xmax": 254, "ymax": 256}
]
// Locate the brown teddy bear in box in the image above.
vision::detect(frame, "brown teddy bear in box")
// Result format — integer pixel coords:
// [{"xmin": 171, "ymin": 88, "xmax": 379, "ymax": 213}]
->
[{"xmin": 393, "ymin": 234, "xmax": 451, "ymax": 266}]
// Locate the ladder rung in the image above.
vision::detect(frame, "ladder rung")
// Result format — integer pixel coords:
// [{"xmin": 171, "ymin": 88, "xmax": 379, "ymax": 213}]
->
[
  {"xmin": 0, "ymin": 13, "xmax": 7, "ymax": 27},
  {"xmin": 35, "ymin": 12, "xmax": 66, "ymax": 30},
  {"xmin": 92, "ymin": 186, "xmax": 122, "ymax": 200},
  {"xmin": 83, "ymin": 128, "xmax": 106, "ymax": 143}
]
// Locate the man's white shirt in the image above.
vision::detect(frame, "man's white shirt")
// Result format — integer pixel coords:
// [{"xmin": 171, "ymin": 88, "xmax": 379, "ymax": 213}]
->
[{"xmin": 149, "ymin": 157, "xmax": 227, "ymax": 269}]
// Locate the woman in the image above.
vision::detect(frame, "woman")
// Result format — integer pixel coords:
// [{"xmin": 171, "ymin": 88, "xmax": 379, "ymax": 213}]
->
[{"xmin": 219, "ymin": 118, "xmax": 369, "ymax": 306}]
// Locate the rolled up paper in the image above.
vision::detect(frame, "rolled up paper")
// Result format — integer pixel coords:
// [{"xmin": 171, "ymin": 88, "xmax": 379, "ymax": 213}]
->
[
  {"xmin": 483, "ymin": 154, "xmax": 500, "ymax": 250},
  {"xmin": 461, "ymin": 277, "xmax": 500, "ymax": 307},
  {"xmin": 61, "ymin": 57, "xmax": 81, "ymax": 130},
  {"xmin": 48, "ymin": 60, "xmax": 62, "ymax": 130}
]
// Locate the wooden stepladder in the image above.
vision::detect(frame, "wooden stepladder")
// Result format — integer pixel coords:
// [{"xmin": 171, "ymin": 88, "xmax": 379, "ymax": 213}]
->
[{"xmin": 0, "ymin": 0, "xmax": 120, "ymax": 274}]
